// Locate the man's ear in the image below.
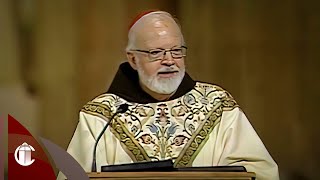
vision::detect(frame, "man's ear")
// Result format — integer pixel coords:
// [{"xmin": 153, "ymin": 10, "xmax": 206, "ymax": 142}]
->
[{"xmin": 127, "ymin": 52, "xmax": 138, "ymax": 70}]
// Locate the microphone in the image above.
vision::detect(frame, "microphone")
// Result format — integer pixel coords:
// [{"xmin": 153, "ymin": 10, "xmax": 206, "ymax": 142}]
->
[{"xmin": 91, "ymin": 104, "xmax": 129, "ymax": 172}]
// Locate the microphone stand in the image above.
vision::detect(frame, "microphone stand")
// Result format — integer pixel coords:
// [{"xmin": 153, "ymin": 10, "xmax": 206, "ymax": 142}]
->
[{"xmin": 91, "ymin": 104, "xmax": 128, "ymax": 172}]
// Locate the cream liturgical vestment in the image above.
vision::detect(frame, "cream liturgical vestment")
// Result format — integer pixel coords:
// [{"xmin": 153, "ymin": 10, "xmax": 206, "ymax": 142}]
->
[{"xmin": 59, "ymin": 63, "xmax": 279, "ymax": 180}]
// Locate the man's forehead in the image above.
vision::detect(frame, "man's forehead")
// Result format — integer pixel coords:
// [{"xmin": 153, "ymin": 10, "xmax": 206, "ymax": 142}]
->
[
  {"xmin": 141, "ymin": 36, "xmax": 182, "ymax": 49},
  {"xmin": 129, "ymin": 11, "xmax": 173, "ymax": 30},
  {"xmin": 132, "ymin": 14, "xmax": 182, "ymax": 48}
]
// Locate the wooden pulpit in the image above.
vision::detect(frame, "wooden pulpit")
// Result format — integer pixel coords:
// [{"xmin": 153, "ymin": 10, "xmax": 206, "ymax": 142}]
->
[{"xmin": 87, "ymin": 171, "xmax": 256, "ymax": 180}]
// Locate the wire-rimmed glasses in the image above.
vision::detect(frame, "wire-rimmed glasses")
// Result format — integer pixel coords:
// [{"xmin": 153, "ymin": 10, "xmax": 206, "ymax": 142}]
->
[{"xmin": 130, "ymin": 46, "xmax": 187, "ymax": 61}]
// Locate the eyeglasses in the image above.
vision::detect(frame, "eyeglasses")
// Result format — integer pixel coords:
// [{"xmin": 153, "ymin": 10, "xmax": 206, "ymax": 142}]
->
[{"xmin": 130, "ymin": 46, "xmax": 187, "ymax": 61}]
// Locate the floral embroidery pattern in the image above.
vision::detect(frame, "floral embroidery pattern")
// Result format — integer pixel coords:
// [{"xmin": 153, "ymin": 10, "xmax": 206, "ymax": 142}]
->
[{"xmin": 172, "ymin": 135, "xmax": 189, "ymax": 146}]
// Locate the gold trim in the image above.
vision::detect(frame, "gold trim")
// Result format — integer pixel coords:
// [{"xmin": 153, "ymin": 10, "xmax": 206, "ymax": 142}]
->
[
  {"xmin": 110, "ymin": 116, "xmax": 151, "ymax": 162},
  {"xmin": 81, "ymin": 102, "xmax": 112, "ymax": 121}
]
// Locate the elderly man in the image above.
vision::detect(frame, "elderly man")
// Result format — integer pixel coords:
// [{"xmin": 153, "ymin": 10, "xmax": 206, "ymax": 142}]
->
[{"xmin": 63, "ymin": 11, "xmax": 279, "ymax": 179}]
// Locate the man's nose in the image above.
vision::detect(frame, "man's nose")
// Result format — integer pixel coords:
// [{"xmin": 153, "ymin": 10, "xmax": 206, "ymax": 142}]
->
[{"xmin": 161, "ymin": 51, "xmax": 175, "ymax": 66}]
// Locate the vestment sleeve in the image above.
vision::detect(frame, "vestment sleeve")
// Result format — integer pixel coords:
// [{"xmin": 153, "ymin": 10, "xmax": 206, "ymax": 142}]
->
[{"xmin": 217, "ymin": 108, "xmax": 279, "ymax": 180}]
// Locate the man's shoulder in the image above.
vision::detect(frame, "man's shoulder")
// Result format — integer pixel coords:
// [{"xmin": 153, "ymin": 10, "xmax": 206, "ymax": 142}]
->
[
  {"xmin": 80, "ymin": 93, "xmax": 120, "ymax": 119},
  {"xmin": 193, "ymin": 81, "xmax": 239, "ymax": 110},
  {"xmin": 90, "ymin": 93, "xmax": 119, "ymax": 104},
  {"xmin": 194, "ymin": 81, "xmax": 232, "ymax": 97},
  {"xmin": 195, "ymin": 81, "xmax": 225, "ymax": 90}
]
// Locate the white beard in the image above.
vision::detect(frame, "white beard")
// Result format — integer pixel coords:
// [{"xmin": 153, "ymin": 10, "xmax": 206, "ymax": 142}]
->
[{"xmin": 137, "ymin": 64, "xmax": 185, "ymax": 95}]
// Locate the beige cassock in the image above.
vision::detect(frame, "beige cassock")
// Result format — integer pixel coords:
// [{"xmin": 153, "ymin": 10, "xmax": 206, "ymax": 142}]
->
[{"xmin": 57, "ymin": 82, "xmax": 279, "ymax": 180}]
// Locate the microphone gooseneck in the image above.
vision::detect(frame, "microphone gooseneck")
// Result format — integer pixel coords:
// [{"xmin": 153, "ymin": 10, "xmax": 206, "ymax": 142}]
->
[{"xmin": 91, "ymin": 104, "xmax": 129, "ymax": 172}]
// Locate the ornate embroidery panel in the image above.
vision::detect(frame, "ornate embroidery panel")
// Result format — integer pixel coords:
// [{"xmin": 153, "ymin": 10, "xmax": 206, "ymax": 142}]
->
[{"xmin": 81, "ymin": 83, "xmax": 238, "ymax": 165}]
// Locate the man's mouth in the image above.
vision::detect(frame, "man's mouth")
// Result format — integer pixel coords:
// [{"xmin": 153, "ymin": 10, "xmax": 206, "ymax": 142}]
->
[{"xmin": 157, "ymin": 71, "xmax": 179, "ymax": 78}]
